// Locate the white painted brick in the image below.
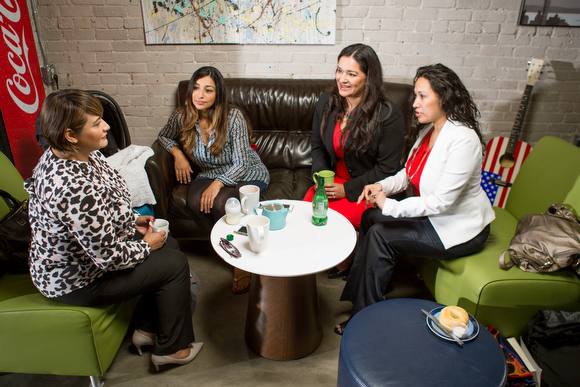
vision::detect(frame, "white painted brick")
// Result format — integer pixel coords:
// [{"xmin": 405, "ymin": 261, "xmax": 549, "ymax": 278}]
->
[
  {"xmin": 367, "ymin": 7, "xmax": 404, "ymax": 19},
  {"xmin": 398, "ymin": 32, "xmax": 433, "ymax": 44},
  {"xmin": 482, "ymin": 23, "xmax": 501, "ymax": 34},
  {"xmin": 423, "ymin": 0, "xmax": 456, "ymax": 9},
  {"xmin": 93, "ymin": 6, "xmax": 127, "ymax": 18},
  {"xmin": 341, "ymin": 7, "xmax": 370, "ymax": 17},
  {"xmin": 96, "ymin": 29, "xmax": 131, "ymax": 40},
  {"xmin": 463, "ymin": 33, "xmax": 499, "ymax": 45},
  {"xmin": 457, "ymin": 0, "xmax": 491, "ymax": 10},
  {"xmin": 57, "ymin": 18, "xmax": 75, "ymax": 29},
  {"xmin": 448, "ymin": 22, "xmax": 466, "ymax": 33},
  {"xmin": 107, "ymin": 18, "xmax": 125, "ymax": 29},
  {"xmin": 110, "ymin": 41, "xmax": 147, "ymax": 52},
  {"xmin": 466, "ymin": 22, "xmax": 484, "ymax": 34},
  {"xmin": 432, "ymin": 21, "xmax": 449, "ymax": 33},
  {"xmin": 124, "ymin": 18, "xmax": 143, "ymax": 30},
  {"xmin": 62, "ymin": 29, "xmax": 97, "ymax": 40},
  {"xmin": 83, "ymin": 63, "xmax": 115, "ymax": 73},
  {"xmin": 473, "ymin": 10, "xmax": 509, "ymax": 23},
  {"xmin": 437, "ymin": 10, "xmax": 472, "ymax": 21},
  {"xmin": 33, "ymin": 1, "xmax": 580, "ymax": 146},
  {"xmin": 498, "ymin": 35, "xmax": 530, "ymax": 46},
  {"xmin": 403, "ymin": 8, "xmax": 438, "ymax": 20},
  {"xmin": 433, "ymin": 32, "xmax": 464, "ymax": 44}
]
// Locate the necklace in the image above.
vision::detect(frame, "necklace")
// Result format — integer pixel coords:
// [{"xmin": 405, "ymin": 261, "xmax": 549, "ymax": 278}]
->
[{"xmin": 406, "ymin": 130, "xmax": 434, "ymax": 182}]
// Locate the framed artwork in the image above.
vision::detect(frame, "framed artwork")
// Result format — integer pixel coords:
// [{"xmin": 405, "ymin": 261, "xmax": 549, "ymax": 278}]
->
[
  {"xmin": 519, "ymin": 0, "xmax": 580, "ymax": 27},
  {"xmin": 141, "ymin": 0, "xmax": 336, "ymax": 45}
]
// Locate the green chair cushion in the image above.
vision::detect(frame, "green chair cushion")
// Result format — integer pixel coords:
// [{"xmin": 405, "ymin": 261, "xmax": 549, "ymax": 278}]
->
[
  {"xmin": 416, "ymin": 137, "xmax": 580, "ymax": 339},
  {"xmin": 0, "ymin": 151, "xmax": 28, "ymax": 218},
  {"xmin": 0, "ymin": 274, "xmax": 138, "ymax": 376}
]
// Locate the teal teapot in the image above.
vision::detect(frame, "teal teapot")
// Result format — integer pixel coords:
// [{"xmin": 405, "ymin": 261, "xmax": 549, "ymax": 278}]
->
[{"xmin": 253, "ymin": 202, "xmax": 290, "ymax": 230}]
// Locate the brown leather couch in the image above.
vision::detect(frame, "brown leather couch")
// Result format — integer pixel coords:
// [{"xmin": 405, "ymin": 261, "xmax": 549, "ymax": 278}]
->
[{"xmin": 145, "ymin": 78, "xmax": 414, "ymax": 240}]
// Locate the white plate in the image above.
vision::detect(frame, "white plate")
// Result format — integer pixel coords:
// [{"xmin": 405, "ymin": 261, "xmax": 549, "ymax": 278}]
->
[{"xmin": 426, "ymin": 307, "xmax": 479, "ymax": 342}]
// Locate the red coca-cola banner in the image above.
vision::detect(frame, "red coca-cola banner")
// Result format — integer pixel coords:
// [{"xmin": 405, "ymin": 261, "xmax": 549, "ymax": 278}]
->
[{"xmin": 0, "ymin": 0, "xmax": 44, "ymax": 179}]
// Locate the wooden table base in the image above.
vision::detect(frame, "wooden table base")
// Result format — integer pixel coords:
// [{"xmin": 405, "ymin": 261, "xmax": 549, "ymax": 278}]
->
[{"xmin": 244, "ymin": 274, "xmax": 322, "ymax": 360}]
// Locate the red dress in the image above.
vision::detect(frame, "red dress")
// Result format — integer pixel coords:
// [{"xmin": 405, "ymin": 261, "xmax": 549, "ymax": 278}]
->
[{"xmin": 304, "ymin": 122, "xmax": 368, "ymax": 229}]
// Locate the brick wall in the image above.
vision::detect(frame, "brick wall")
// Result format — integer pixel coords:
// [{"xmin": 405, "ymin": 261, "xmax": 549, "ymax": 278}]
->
[{"xmin": 31, "ymin": 0, "xmax": 580, "ymax": 147}]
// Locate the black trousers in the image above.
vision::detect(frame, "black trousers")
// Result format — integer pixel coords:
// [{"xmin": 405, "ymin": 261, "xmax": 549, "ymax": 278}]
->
[
  {"xmin": 187, "ymin": 178, "xmax": 267, "ymax": 233},
  {"xmin": 54, "ymin": 236, "xmax": 194, "ymax": 356},
  {"xmin": 341, "ymin": 208, "xmax": 490, "ymax": 315}
]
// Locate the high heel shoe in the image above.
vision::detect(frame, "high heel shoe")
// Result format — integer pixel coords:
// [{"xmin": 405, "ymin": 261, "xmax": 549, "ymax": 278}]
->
[
  {"xmin": 151, "ymin": 342, "xmax": 204, "ymax": 372},
  {"xmin": 132, "ymin": 330, "xmax": 155, "ymax": 356}
]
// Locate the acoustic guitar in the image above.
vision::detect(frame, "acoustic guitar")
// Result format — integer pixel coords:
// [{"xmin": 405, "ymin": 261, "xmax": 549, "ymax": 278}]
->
[{"xmin": 481, "ymin": 58, "xmax": 544, "ymax": 208}]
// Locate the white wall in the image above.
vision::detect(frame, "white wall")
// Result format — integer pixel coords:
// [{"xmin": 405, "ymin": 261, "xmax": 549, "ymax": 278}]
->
[{"xmin": 31, "ymin": 0, "xmax": 580, "ymax": 147}]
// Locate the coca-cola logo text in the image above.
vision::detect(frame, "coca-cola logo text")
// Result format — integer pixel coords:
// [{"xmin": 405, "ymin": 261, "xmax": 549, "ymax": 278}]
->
[{"xmin": 1, "ymin": 0, "xmax": 40, "ymax": 114}]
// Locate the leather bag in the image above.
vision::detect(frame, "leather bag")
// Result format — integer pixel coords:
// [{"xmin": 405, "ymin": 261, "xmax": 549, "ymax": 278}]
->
[
  {"xmin": 499, "ymin": 203, "xmax": 580, "ymax": 274},
  {"xmin": 0, "ymin": 190, "xmax": 31, "ymax": 275}
]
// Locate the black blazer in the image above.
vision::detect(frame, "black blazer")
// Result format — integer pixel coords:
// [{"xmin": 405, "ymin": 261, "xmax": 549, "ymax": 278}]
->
[{"xmin": 310, "ymin": 92, "xmax": 405, "ymax": 201}]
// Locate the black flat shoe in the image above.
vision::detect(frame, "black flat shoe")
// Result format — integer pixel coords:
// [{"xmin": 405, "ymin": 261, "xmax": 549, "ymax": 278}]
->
[
  {"xmin": 334, "ymin": 318, "xmax": 351, "ymax": 336},
  {"xmin": 328, "ymin": 267, "xmax": 351, "ymax": 279}
]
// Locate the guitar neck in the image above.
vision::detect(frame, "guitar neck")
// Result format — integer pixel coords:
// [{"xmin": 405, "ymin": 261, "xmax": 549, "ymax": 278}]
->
[{"xmin": 506, "ymin": 84, "xmax": 534, "ymax": 155}]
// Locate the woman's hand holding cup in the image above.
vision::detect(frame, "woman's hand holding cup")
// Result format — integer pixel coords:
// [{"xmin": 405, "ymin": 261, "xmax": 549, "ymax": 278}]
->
[{"xmin": 143, "ymin": 228, "xmax": 166, "ymax": 251}]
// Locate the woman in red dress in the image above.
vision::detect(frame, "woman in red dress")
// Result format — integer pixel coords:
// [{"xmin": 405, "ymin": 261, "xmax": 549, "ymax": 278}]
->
[{"xmin": 305, "ymin": 43, "xmax": 406, "ymax": 279}]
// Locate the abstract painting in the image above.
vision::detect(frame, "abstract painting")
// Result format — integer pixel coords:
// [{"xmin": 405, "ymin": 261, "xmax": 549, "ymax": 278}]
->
[{"xmin": 141, "ymin": 0, "xmax": 336, "ymax": 44}]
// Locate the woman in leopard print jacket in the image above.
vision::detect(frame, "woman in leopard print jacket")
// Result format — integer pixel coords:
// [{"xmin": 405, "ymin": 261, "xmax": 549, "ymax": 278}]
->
[{"xmin": 25, "ymin": 89, "xmax": 202, "ymax": 371}]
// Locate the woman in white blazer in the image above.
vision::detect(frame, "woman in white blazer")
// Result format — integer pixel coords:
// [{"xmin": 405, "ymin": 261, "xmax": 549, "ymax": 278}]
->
[{"xmin": 335, "ymin": 64, "xmax": 495, "ymax": 334}]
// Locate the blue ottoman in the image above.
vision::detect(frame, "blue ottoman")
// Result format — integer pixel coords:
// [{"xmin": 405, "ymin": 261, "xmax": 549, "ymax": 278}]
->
[{"xmin": 337, "ymin": 298, "xmax": 507, "ymax": 387}]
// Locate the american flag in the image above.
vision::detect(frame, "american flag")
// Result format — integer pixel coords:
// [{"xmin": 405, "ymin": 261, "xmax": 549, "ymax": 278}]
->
[{"xmin": 482, "ymin": 137, "xmax": 533, "ymax": 208}]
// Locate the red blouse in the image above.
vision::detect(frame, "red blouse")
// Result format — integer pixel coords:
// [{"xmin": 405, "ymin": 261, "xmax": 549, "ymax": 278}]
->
[{"xmin": 406, "ymin": 130, "xmax": 433, "ymax": 196}]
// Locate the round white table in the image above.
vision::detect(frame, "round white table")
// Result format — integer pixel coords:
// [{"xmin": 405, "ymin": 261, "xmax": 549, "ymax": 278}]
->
[{"xmin": 210, "ymin": 199, "xmax": 357, "ymax": 360}]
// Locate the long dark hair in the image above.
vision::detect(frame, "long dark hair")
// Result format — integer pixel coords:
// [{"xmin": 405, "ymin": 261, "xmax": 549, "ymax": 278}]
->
[
  {"xmin": 180, "ymin": 66, "xmax": 232, "ymax": 158},
  {"xmin": 408, "ymin": 63, "xmax": 484, "ymax": 151},
  {"xmin": 321, "ymin": 43, "xmax": 392, "ymax": 155}
]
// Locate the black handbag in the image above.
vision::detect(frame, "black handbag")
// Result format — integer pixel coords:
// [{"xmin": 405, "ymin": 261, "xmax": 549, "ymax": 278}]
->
[{"xmin": 0, "ymin": 189, "xmax": 31, "ymax": 275}]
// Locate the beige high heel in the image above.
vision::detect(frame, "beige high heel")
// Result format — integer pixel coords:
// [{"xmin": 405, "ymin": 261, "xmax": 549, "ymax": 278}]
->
[
  {"xmin": 132, "ymin": 330, "xmax": 155, "ymax": 356},
  {"xmin": 151, "ymin": 342, "xmax": 204, "ymax": 372}
]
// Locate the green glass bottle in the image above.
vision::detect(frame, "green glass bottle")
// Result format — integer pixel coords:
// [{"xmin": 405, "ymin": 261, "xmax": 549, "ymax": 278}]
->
[{"xmin": 312, "ymin": 176, "xmax": 328, "ymax": 226}]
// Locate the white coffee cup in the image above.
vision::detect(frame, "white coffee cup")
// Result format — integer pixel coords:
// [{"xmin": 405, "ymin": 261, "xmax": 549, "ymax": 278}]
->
[
  {"xmin": 150, "ymin": 218, "xmax": 169, "ymax": 241},
  {"xmin": 246, "ymin": 215, "xmax": 270, "ymax": 253},
  {"xmin": 239, "ymin": 184, "xmax": 260, "ymax": 215}
]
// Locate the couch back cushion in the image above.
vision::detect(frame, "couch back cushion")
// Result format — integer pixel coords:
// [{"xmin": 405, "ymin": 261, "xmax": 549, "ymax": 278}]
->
[
  {"xmin": 177, "ymin": 78, "xmax": 414, "ymax": 171},
  {"xmin": 505, "ymin": 136, "xmax": 580, "ymax": 219}
]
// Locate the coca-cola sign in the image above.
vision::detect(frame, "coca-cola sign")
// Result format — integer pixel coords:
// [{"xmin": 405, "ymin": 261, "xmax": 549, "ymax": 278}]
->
[{"xmin": 0, "ymin": 0, "xmax": 44, "ymax": 179}]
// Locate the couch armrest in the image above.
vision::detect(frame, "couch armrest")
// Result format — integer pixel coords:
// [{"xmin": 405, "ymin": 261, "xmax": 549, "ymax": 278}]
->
[{"xmin": 145, "ymin": 141, "xmax": 176, "ymax": 219}]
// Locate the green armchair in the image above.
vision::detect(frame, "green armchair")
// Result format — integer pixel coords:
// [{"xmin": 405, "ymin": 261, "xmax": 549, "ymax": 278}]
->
[
  {"xmin": 0, "ymin": 151, "xmax": 138, "ymax": 387},
  {"xmin": 415, "ymin": 136, "xmax": 580, "ymax": 338}
]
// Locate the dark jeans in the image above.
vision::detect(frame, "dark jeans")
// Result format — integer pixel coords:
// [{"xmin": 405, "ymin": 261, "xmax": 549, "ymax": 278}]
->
[
  {"xmin": 341, "ymin": 208, "xmax": 490, "ymax": 315},
  {"xmin": 187, "ymin": 178, "xmax": 267, "ymax": 233},
  {"xmin": 53, "ymin": 236, "xmax": 194, "ymax": 356}
]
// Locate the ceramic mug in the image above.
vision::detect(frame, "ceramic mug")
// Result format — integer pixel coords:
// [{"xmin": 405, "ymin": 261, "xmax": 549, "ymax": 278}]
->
[
  {"xmin": 313, "ymin": 170, "xmax": 335, "ymax": 184},
  {"xmin": 150, "ymin": 218, "xmax": 169, "ymax": 241},
  {"xmin": 246, "ymin": 215, "xmax": 270, "ymax": 253},
  {"xmin": 239, "ymin": 185, "xmax": 260, "ymax": 215},
  {"xmin": 253, "ymin": 202, "xmax": 290, "ymax": 231}
]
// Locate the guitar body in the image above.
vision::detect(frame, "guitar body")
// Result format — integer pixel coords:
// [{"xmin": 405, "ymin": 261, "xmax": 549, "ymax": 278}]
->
[
  {"xmin": 481, "ymin": 58, "xmax": 543, "ymax": 208},
  {"xmin": 482, "ymin": 136, "xmax": 533, "ymax": 208}
]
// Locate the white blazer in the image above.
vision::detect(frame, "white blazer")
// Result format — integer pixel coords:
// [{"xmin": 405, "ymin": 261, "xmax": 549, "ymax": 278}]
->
[{"xmin": 378, "ymin": 120, "xmax": 495, "ymax": 249}]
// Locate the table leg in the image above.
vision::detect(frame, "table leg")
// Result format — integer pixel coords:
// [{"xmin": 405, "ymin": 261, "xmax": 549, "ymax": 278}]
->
[{"xmin": 245, "ymin": 274, "xmax": 322, "ymax": 360}]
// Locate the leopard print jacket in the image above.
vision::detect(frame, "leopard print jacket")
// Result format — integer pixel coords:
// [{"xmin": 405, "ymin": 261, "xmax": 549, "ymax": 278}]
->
[{"xmin": 24, "ymin": 150, "xmax": 151, "ymax": 298}]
